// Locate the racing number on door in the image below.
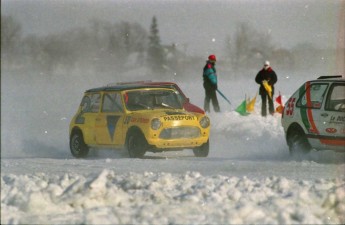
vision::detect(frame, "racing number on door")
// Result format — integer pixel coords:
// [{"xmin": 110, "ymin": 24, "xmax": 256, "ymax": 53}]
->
[{"xmin": 286, "ymin": 98, "xmax": 295, "ymax": 116}]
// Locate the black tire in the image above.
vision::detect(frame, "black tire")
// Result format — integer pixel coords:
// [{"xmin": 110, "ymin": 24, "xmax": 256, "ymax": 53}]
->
[
  {"xmin": 193, "ymin": 140, "xmax": 209, "ymax": 157},
  {"xmin": 70, "ymin": 132, "xmax": 89, "ymax": 158},
  {"xmin": 126, "ymin": 130, "xmax": 147, "ymax": 158},
  {"xmin": 287, "ymin": 128, "xmax": 311, "ymax": 159}
]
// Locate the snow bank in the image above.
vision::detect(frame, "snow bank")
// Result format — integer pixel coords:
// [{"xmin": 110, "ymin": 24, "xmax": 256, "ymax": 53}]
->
[{"xmin": 2, "ymin": 170, "xmax": 344, "ymax": 224}]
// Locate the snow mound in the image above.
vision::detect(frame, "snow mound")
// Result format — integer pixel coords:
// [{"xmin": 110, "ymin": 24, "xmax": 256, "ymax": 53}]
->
[{"xmin": 2, "ymin": 170, "xmax": 344, "ymax": 224}]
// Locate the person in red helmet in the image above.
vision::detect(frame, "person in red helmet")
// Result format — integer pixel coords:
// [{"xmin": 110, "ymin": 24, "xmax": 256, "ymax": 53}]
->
[{"xmin": 203, "ymin": 54, "xmax": 220, "ymax": 112}]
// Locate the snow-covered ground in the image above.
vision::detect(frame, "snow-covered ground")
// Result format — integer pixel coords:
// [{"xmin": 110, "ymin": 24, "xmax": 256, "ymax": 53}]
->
[{"xmin": 1, "ymin": 69, "xmax": 345, "ymax": 224}]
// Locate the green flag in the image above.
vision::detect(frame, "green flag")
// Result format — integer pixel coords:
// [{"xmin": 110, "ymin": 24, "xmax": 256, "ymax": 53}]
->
[{"xmin": 235, "ymin": 100, "xmax": 249, "ymax": 116}]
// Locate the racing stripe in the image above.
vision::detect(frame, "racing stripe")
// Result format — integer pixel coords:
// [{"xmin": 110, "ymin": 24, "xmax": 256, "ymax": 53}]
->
[
  {"xmin": 305, "ymin": 82, "xmax": 320, "ymax": 134},
  {"xmin": 307, "ymin": 134, "xmax": 345, "ymax": 146},
  {"xmin": 321, "ymin": 139, "xmax": 345, "ymax": 146},
  {"xmin": 299, "ymin": 82, "xmax": 311, "ymax": 132},
  {"xmin": 299, "ymin": 82, "xmax": 320, "ymax": 134}
]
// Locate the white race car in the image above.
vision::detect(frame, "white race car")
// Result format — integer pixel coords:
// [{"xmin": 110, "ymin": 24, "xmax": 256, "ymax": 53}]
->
[{"xmin": 281, "ymin": 75, "xmax": 345, "ymax": 156}]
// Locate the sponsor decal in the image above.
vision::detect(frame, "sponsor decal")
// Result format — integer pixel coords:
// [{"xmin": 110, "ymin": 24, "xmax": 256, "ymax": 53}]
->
[
  {"xmin": 163, "ymin": 115, "xmax": 196, "ymax": 121},
  {"xmin": 330, "ymin": 115, "xmax": 345, "ymax": 123},
  {"xmin": 325, "ymin": 128, "xmax": 337, "ymax": 133},
  {"xmin": 131, "ymin": 117, "xmax": 149, "ymax": 123}
]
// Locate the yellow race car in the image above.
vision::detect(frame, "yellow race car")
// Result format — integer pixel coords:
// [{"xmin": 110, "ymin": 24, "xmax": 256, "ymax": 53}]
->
[{"xmin": 69, "ymin": 84, "xmax": 210, "ymax": 158}]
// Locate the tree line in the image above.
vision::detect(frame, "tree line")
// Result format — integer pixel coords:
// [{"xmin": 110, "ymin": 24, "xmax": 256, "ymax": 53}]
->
[{"xmin": 2, "ymin": 15, "xmax": 336, "ymax": 78}]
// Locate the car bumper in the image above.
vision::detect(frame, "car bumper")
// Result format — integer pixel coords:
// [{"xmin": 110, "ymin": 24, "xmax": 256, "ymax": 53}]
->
[{"xmin": 147, "ymin": 136, "xmax": 209, "ymax": 149}]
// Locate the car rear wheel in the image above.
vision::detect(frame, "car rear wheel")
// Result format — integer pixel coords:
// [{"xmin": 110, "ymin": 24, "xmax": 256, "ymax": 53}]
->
[
  {"xmin": 193, "ymin": 140, "xmax": 209, "ymax": 157},
  {"xmin": 287, "ymin": 128, "xmax": 311, "ymax": 159},
  {"xmin": 70, "ymin": 132, "xmax": 89, "ymax": 158},
  {"xmin": 126, "ymin": 131, "xmax": 147, "ymax": 158}
]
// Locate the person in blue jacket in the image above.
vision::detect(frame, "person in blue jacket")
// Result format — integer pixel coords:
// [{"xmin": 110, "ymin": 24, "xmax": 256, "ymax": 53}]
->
[{"xmin": 203, "ymin": 54, "xmax": 220, "ymax": 113}]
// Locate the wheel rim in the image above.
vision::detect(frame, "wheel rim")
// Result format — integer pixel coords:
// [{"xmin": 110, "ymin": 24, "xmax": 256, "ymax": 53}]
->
[
  {"xmin": 128, "ymin": 135, "xmax": 138, "ymax": 157},
  {"xmin": 71, "ymin": 135, "xmax": 81, "ymax": 154}
]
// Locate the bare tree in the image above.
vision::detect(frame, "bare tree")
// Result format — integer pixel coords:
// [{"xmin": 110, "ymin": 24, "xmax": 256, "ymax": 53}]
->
[
  {"xmin": 229, "ymin": 23, "xmax": 276, "ymax": 72},
  {"xmin": 147, "ymin": 16, "xmax": 166, "ymax": 76},
  {"xmin": 1, "ymin": 15, "xmax": 22, "ymax": 63}
]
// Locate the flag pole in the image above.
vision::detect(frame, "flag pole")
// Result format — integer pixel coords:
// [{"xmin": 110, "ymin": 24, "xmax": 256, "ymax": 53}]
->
[{"xmin": 216, "ymin": 89, "xmax": 231, "ymax": 105}]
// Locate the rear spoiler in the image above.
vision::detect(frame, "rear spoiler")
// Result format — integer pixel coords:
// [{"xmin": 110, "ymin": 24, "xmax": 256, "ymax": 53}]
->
[{"xmin": 317, "ymin": 75, "xmax": 343, "ymax": 79}]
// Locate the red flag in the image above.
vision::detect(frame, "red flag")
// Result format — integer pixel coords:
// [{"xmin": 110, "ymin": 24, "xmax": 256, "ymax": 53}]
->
[
  {"xmin": 275, "ymin": 93, "xmax": 282, "ymax": 105},
  {"xmin": 275, "ymin": 92, "xmax": 283, "ymax": 114}
]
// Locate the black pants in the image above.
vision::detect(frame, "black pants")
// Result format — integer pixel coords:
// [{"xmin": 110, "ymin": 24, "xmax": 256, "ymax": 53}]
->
[
  {"xmin": 261, "ymin": 94, "xmax": 274, "ymax": 116},
  {"xmin": 204, "ymin": 88, "xmax": 220, "ymax": 113}
]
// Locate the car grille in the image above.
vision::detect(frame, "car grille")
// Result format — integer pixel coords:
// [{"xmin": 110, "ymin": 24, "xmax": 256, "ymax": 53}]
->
[{"xmin": 159, "ymin": 127, "xmax": 201, "ymax": 139}]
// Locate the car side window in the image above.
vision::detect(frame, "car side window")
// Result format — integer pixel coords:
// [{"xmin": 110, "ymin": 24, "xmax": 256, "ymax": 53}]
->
[
  {"xmin": 80, "ymin": 93, "xmax": 101, "ymax": 113},
  {"xmin": 90, "ymin": 93, "xmax": 101, "ymax": 113},
  {"xmin": 102, "ymin": 92, "xmax": 123, "ymax": 113},
  {"xmin": 80, "ymin": 95, "xmax": 91, "ymax": 112},
  {"xmin": 325, "ymin": 84, "xmax": 345, "ymax": 112},
  {"xmin": 296, "ymin": 83, "xmax": 328, "ymax": 109}
]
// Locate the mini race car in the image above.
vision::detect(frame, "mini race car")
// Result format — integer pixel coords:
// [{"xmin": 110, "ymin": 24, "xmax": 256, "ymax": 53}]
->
[
  {"xmin": 69, "ymin": 84, "xmax": 210, "ymax": 158},
  {"xmin": 281, "ymin": 75, "xmax": 345, "ymax": 156}
]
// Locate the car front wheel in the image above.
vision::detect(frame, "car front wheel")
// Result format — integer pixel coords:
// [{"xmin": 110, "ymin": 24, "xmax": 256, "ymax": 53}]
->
[
  {"xmin": 193, "ymin": 140, "xmax": 209, "ymax": 157},
  {"xmin": 70, "ymin": 132, "xmax": 89, "ymax": 158},
  {"xmin": 126, "ymin": 131, "xmax": 147, "ymax": 158}
]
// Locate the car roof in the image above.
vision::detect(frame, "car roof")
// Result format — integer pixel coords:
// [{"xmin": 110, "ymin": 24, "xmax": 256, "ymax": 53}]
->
[
  {"xmin": 85, "ymin": 84, "xmax": 175, "ymax": 93},
  {"xmin": 312, "ymin": 75, "xmax": 344, "ymax": 82},
  {"xmin": 115, "ymin": 80, "xmax": 177, "ymax": 86}
]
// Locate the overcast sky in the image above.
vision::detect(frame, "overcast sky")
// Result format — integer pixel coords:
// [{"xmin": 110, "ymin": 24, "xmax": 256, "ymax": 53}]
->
[{"xmin": 2, "ymin": 0, "xmax": 343, "ymax": 56}]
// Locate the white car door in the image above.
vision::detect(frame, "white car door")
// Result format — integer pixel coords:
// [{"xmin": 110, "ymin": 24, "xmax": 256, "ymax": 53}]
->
[
  {"xmin": 297, "ymin": 82, "xmax": 345, "ymax": 151},
  {"xmin": 296, "ymin": 82, "xmax": 329, "ymax": 149},
  {"xmin": 321, "ymin": 83, "xmax": 345, "ymax": 150}
]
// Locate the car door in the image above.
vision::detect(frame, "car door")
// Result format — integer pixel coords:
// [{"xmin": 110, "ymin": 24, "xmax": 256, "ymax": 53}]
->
[
  {"xmin": 95, "ymin": 92, "xmax": 124, "ymax": 146},
  {"xmin": 76, "ymin": 92, "xmax": 101, "ymax": 145},
  {"xmin": 297, "ymin": 81, "xmax": 345, "ymax": 150},
  {"xmin": 296, "ymin": 82, "xmax": 329, "ymax": 149},
  {"xmin": 321, "ymin": 83, "xmax": 345, "ymax": 150}
]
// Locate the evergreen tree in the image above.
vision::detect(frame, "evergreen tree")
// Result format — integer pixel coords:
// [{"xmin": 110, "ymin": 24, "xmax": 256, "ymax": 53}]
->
[{"xmin": 147, "ymin": 16, "xmax": 166, "ymax": 75}]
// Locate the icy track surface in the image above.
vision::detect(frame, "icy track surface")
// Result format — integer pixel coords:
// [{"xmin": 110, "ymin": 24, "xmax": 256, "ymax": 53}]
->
[
  {"xmin": 2, "ymin": 169, "xmax": 345, "ymax": 224},
  {"xmin": 2, "ymin": 71, "xmax": 345, "ymax": 224}
]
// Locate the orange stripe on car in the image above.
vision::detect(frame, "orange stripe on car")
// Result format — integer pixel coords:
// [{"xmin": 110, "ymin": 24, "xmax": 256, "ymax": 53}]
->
[
  {"xmin": 320, "ymin": 138, "xmax": 345, "ymax": 146},
  {"xmin": 305, "ymin": 82, "xmax": 320, "ymax": 134}
]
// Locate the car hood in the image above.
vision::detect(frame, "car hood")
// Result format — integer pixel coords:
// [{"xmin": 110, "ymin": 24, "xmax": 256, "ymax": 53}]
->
[{"xmin": 130, "ymin": 109, "xmax": 203, "ymax": 121}]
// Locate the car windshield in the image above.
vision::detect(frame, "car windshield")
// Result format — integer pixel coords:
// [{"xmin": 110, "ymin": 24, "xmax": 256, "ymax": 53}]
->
[{"xmin": 124, "ymin": 89, "xmax": 183, "ymax": 111}]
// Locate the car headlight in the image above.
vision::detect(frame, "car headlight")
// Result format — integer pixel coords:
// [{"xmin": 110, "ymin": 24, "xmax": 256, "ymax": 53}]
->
[
  {"xmin": 199, "ymin": 116, "xmax": 210, "ymax": 128},
  {"xmin": 151, "ymin": 118, "xmax": 162, "ymax": 130}
]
